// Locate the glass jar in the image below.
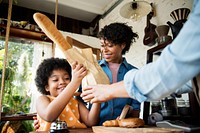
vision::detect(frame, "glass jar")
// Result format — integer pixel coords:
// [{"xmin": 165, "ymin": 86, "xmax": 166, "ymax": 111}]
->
[
  {"xmin": 177, "ymin": 98, "xmax": 190, "ymax": 116},
  {"xmin": 161, "ymin": 96, "xmax": 178, "ymax": 116},
  {"xmin": 151, "ymin": 101, "xmax": 161, "ymax": 113}
]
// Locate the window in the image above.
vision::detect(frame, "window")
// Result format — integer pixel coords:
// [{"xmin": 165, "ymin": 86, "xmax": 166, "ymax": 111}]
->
[{"xmin": 0, "ymin": 36, "xmax": 53, "ymax": 115}]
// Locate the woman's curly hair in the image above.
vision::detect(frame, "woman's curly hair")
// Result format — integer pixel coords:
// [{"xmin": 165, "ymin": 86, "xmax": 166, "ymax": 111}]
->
[
  {"xmin": 35, "ymin": 57, "xmax": 71, "ymax": 95},
  {"xmin": 97, "ymin": 22, "xmax": 139, "ymax": 55}
]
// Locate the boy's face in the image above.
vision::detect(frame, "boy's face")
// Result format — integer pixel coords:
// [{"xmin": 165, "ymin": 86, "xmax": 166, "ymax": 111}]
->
[
  {"xmin": 100, "ymin": 39, "xmax": 125, "ymax": 63},
  {"xmin": 45, "ymin": 69, "xmax": 71, "ymax": 97}
]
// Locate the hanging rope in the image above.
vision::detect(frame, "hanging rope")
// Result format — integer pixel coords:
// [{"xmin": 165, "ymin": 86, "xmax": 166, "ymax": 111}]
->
[
  {"xmin": 55, "ymin": 0, "xmax": 58, "ymax": 27},
  {"xmin": 52, "ymin": 0, "xmax": 58, "ymax": 57},
  {"xmin": 0, "ymin": 0, "xmax": 13, "ymax": 120}
]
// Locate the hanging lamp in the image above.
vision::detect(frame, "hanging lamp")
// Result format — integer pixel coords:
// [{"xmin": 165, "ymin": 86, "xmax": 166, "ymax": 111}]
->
[
  {"xmin": 52, "ymin": 0, "xmax": 58, "ymax": 57},
  {"xmin": 120, "ymin": 0, "xmax": 151, "ymax": 21}
]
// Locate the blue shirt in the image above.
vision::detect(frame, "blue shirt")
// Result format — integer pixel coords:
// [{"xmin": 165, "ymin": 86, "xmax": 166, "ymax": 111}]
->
[
  {"xmin": 94, "ymin": 58, "xmax": 140, "ymax": 125},
  {"xmin": 124, "ymin": 0, "xmax": 200, "ymax": 102}
]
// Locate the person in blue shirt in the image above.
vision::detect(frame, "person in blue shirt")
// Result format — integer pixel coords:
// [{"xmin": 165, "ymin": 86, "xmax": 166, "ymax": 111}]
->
[
  {"xmin": 81, "ymin": 0, "xmax": 200, "ymax": 105},
  {"xmin": 91, "ymin": 22, "xmax": 141, "ymax": 125}
]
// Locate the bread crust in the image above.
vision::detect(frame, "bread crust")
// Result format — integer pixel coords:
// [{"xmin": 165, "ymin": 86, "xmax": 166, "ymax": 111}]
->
[
  {"xmin": 118, "ymin": 118, "xmax": 145, "ymax": 128},
  {"xmin": 33, "ymin": 13, "xmax": 71, "ymax": 52},
  {"xmin": 103, "ymin": 118, "xmax": 145, "ymax": 128},
  {"xmin": 103, "ymin": 120, "xmax": 119, "ymax": 127}
]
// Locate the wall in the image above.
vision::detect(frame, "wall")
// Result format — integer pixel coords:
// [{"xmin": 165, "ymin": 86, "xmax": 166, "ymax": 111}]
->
[{"xmin": 99, "ymin": 0, "xmax": 193, "ymax": 68}]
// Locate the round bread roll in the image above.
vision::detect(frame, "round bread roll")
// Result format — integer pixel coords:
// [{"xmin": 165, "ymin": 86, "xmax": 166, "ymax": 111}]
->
[
  {"xmin": 103, "ymin": 120, "xmax": 119, "ymax": 127},
  {"xmin": 118, "ymin": 118, "xmax": 145, "ymax": 128}
]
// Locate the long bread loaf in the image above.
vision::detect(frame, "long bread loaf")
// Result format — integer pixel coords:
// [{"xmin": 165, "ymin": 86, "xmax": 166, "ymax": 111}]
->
[{"xmin": 33, "ymin": 12, "xmax": 71, "ymax": 51}]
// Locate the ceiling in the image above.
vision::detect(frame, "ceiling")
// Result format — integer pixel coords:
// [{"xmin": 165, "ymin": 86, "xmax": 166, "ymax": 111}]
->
[{"xmin": 13, "ymin": 0, "xmax": 121, "ymax": 22}]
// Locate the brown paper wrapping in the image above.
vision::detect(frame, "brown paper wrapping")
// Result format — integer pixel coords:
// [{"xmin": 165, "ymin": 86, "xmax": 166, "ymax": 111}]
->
[{"xmin": 65, "ymin": 48, "xmax": 110, "ymax": 88}]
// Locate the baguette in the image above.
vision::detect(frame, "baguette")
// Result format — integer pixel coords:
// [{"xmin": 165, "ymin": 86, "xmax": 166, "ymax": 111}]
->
[{"xmin": 33, "ymin": 12, "xmax": 71, "ymax": 52}]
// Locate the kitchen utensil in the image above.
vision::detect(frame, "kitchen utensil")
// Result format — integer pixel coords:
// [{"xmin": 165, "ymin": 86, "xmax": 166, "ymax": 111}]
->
[{"xmin": 119, "ymin": 104, "xmax": 131, "ymax": 120}]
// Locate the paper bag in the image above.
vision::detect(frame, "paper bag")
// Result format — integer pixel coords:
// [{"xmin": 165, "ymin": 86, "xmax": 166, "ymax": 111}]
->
[{"xmin": 65, "ymin": 48, "xmax": 110, "ymax": 88}]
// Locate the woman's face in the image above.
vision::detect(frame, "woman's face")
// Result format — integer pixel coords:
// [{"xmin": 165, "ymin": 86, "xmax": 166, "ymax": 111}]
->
[
  {"xmin": 45, "ymin": 69, "xmax": 71, "ymax": 97},
  {"xmin": 100, "ymin": 39, "xmax": 125, "ymax": 63}
]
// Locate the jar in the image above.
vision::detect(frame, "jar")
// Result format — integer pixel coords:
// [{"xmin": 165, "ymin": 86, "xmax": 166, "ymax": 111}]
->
[
  {"xmin": 177, "ymin": 98, "xmax": 190, "ymax": 116},
  {"xmin": 151, "ymin": 101, "xmax": 161, "ymax": 113},
  {"xmin": 185, "ymin": 100, "xmax": 190, "ymax": 107},
  {"xmin": 176, "ymin": 98, "xmax": 185, "ymax": 107},
  {"xmin": 161, "ymin": 96, "xmax": 178, "ymax": 116}
]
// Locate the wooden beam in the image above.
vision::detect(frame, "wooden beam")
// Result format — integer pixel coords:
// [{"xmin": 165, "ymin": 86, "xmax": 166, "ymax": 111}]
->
[{"xmin": 66, "ymin": 36, "xmax": 101, "ymax": 60}]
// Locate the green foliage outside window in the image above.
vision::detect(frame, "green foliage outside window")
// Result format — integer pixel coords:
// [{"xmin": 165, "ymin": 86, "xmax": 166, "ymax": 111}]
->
[
  {"xmin": 0, "ymin": 38, "xmax": 33, "ymax": 114},
  {"xmin": 0, "ymin": 37, "xmax": 34, "ymax": 131}
]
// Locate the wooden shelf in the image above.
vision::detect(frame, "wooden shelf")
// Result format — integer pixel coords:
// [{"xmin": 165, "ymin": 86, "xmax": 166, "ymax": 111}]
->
[
  {"xmin": 1, "ymin": 113, "xmax": 36, "ymax": 121},
  {"xmin": 146, "ymin": 40, "xmax": 172, "ymax": 64},
  {"xmin": 0, "ymin": 24, "xmax": 52, "ymax": 42}
]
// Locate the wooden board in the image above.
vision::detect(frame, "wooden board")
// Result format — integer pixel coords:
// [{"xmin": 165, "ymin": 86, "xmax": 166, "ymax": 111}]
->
[{"xmin": 92, "ymin": 126, "xmax": 184, "ymax": 133}]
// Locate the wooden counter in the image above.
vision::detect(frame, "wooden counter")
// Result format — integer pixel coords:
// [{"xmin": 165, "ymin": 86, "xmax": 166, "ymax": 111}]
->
[
  {"xmin": 30, "ymin": 128, "xmax": 93, "ymax": 133},
  {"xmin": 92, "ymin": 126, "xmax": 184, "ymax": 133},
  {"xmin": 30, "ymin": 126, "xmax": 185, "ymax": 133}
]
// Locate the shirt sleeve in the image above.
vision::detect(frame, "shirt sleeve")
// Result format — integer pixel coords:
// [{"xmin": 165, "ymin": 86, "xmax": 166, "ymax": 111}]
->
[{"xmin": 124, "ymin": 0, "xmax": 200, "ymax": 102}]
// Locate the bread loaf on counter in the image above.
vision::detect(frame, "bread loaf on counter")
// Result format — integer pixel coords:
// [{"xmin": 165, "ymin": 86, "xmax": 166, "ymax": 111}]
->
[{"xmin": 103, "ymin": 118, "xmax": 145, "ymax": 128}]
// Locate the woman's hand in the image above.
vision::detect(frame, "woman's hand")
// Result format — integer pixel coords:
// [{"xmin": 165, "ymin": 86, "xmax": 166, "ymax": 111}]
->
[
  {"xmin": 81, "ymin": 81, "xmax": 130, "ymax": 103},
  {"xmin": 80, "ymin": 84, "xmax": 112, "ymax": 103}
]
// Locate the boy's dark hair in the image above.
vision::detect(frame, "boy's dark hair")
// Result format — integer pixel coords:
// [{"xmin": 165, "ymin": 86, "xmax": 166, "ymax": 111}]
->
[
  {"xmin": 35, "ymin": 57, "xmax": 71, "ymax": 95},
  {"xmin": 97, "ymin": 22, "xmax": 138, "ymax": 55}
]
